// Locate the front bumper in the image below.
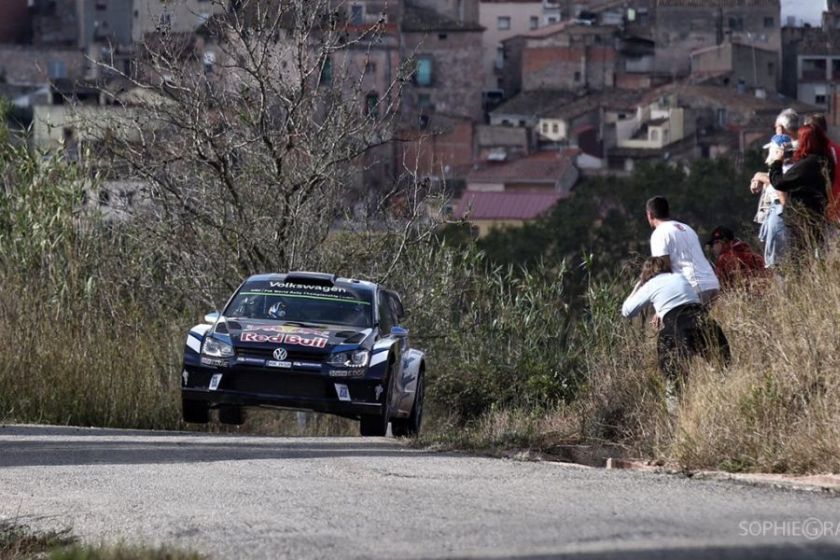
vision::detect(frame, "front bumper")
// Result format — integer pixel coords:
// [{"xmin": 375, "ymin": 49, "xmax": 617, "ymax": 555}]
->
[{"xmin": 181, "ymin": 365, "xmax": 384, "ymax": 419}]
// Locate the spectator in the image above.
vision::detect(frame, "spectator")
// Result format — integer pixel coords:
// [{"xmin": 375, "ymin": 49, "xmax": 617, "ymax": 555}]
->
[
  {"xmin": 705, "ymin": 226, "xmax": 766, "ymax": 289},
  {"xmin": 769, "ymin": 124, "xmax": 834, "ymax": 259},
  {"xmin": 621, "ymin": 256, "xmax": 730, "ymax": 388},
  {"xmin": 804, "ymin": 113, "xmax": 840, "ymax": 224},
  {"xmin": 645, "ymin": 196, "xmax": 720, "ymax": 304},
  {"xmin": 750, "ymin": 108, "xmax": 799, "ymax": 267}
]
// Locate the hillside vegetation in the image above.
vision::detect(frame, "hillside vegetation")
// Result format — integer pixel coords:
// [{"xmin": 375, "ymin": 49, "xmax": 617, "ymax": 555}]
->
[{"xmin": 1, "ymin": 115, "xmax": 837, "ymax": 474}]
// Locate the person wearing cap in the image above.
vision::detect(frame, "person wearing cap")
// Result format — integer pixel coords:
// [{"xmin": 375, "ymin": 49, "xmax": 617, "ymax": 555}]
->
[
  {"xmin": 645, "ymin": 196, "xmax": 720, "ymax": 304},
  {"xmin": 751, "ymin": 132, "xmax": 794, "ymax": 267},
  {"xmin": 706, "ymin": 227, "xmax": 766, "ymax": 289}
]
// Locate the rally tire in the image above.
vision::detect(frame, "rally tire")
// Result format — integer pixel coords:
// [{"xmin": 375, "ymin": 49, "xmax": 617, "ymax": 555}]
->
[
  {"xmin": 392, "ymin": 371, "xmax": 424, "ymax": 438},
  {"xmin": 359, "ymin": 358, "xmax": 395, "ymax": 437},
  {"xmin": 182, "ymin": 398, "xmax": 209, "ymax": 424},
  {"xmin": 218, "ymin": 405, "xmax": 245, "ymax": 426}
]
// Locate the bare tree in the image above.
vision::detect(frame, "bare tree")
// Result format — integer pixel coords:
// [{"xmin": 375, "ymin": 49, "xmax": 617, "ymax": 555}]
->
[{"xmin": 86, "ymin": 0, "xmax": 442, "ymax": 298}]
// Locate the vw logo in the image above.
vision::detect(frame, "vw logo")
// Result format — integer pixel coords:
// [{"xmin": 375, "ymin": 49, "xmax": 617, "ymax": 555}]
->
[{"xmin": 273, "ymin": 347, "xmax": 288, "ymax": 361}]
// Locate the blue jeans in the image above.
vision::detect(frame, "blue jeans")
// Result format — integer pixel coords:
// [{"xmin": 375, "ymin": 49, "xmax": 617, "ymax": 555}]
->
[{"xmin": 759, "ymin": 202, "xmax": 787, "ymax": 268}]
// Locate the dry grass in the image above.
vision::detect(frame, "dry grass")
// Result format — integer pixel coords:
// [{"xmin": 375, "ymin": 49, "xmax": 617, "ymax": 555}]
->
[
  {"xmin": 671, "ymin": 249, "xmax": 840, "ymax": 473},
  {"xmin": 435, "ymin": 247, "xmax": 840, "ymax": 475}
]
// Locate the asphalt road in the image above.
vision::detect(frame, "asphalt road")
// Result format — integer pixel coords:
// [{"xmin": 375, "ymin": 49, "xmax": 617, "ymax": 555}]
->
[{"xmin": 1, "ymin": 425, "xmax": 839, "ymax": 560}]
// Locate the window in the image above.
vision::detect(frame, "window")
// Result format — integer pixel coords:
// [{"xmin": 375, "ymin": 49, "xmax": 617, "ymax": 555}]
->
[
  {"xmin": 159, "ymin": 12, "xmax": 172, "ymax": 27},
  {"xmin": 574, "ymin": 71, "xmax": 581, "ymax": 82},
  {"xmin": 541, "ymin": 122, "xmax": 549, "ymax": 133},
  {"xmin": 716, "ymin": 108, "xmax": 727, "ymax": 126},
  {"xmin": 764, "ymin": 16, "xmax": 774, "ymax": 28},
  {"xmin": 552, "ymin": 122, "xmax": 559, "ymax": 134},
  {"xmin": 48, "ymin": 59, "xmax": 67, "ymax": 79},
  {"xmin": 816, "ymin": 94, "xmax": 827, "ymax": 105},
  {"xmin": 365, "ymin": 92, "xmax": 379, "ymax": 118},
  {"xmin": 418, "ymin": 93, "xmax": 433, "ymax": 108},
  {"xmin": 350, "ymin": 4, "xmax": 364, "ymax": 25},
  {"xmin": 650, "ymin": 129, "xmax": 659, "ymax": 142},
  {"xmin": 728, "ymin": 17, "xmax": 743, "ymax": 31},
  {"xmin": 529, "ymin": 16, "xmax": 539, "ymax": 30},
  {"xmin": 320, "ymin": 57, "xmax": 332, "ymax": 86},
  {"xmin": 767, "ymin": 61, "xmax": 774, "ymax": 76},
  {"xmin": 497, "ymin": 16, "xmax": 511, "ymax": 30},
  {"xmin": 495, "ymin": 47, "xmax": 504, "ymax": 70},
  {"xmin": 378, "ymin": 292, "xmax": 395, "ymax": 333},
  {"xmin": 203, "ymin": 51, "xmax": 215, "ymax": 74},
  {"xmin": 438, "ymin": 33, "xmax": 447, "ymax": 40},
  {"xmin": 546, "ymin": 16, "xmax": 559, "ymax": 25},
  {"xmin": 415, "ymin": 56, "xmax": 433, "ymax": 86}
]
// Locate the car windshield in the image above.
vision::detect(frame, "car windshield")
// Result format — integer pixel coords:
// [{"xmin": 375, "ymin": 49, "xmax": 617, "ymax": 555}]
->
[{"xmin": 225, "ymin": 280, "xmax": 373, "ymax": 328}]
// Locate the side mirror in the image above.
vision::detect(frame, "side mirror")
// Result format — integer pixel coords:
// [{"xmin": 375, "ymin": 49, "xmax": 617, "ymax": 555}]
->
[
  {"xmin": 390, "ymin": 326, "xmax": 409, "ymax": 338},
  {"xmin": 204, "ymin": 311, "xmax": 221, "ymax": 324}
]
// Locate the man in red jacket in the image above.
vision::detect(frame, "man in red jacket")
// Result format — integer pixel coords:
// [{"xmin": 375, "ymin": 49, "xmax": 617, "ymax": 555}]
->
[{"xmin": 706, "ymin": 227, "xmax": 767, "ymax": 289}]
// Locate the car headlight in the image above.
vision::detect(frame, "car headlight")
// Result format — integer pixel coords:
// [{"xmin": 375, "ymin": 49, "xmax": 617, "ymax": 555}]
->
[
  {"xmin": 327, "ymin": 350, "xmax": 370, "ymax": 368},
  {"xmin": 202, "ymin": 337, "xmax": 234, "ymax": 358}
]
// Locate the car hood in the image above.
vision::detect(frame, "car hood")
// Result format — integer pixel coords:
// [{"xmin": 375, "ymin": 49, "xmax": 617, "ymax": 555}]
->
[{"xmin": 218, "ymin": 319, "xmax": 372, "ymax": 354}]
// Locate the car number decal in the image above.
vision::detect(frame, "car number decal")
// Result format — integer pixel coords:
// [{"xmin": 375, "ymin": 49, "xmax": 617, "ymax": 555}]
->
[
  {"xmin": 334, "ymin": 383, "xmax": 351, "ymax": 402},
  {"xmin": 266, "ymin": 360, "xmax": 292, "ymax": 369}
]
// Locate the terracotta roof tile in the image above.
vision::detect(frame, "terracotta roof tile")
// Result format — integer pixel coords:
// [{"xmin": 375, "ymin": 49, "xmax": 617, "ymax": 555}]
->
[
  {"xmin": 454, "ymin": 191, "xmax": 565, "ymax": 220},
  {"xmin": 467, "ymin": 151, "xmax": 575, "ymax": 184}
]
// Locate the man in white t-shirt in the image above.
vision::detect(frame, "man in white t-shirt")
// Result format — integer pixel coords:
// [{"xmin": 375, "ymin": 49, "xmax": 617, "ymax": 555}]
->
[{"xmin": 646, "ymin": 196, "xmax": 720, "ymax": 304}]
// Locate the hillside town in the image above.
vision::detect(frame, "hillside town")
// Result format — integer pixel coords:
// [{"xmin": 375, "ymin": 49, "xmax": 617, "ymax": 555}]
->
[{"xmin": 0, "ymin": 0, "xmax": 838, "ymax": 234}]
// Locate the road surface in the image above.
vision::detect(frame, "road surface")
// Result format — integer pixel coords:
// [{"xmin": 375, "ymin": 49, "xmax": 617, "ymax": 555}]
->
[{"xmin": 1, "ymin": 425, "xmax": 839, "ymax": 559}]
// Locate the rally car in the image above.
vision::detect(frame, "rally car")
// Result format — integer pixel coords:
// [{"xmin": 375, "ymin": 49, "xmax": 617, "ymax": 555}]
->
[{"xmin": 180, "ymin": 272, "xmax": 425, "ymax": 437}]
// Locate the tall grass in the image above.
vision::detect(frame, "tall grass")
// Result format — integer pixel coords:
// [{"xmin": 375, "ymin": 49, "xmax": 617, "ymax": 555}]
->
[
  {"xmin": 2, "ymin": 118, "xmax": 838, "ymax": 473},
  {"xmin": 672, "ymin": 250, "xmax": 840, "ymax": 473}
]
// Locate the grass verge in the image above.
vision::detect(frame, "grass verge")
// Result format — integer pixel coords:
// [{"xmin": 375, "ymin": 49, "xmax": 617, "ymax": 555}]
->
[{"xmin": 0, "ymin": 520, "xmax": 202, "ymax": 560}]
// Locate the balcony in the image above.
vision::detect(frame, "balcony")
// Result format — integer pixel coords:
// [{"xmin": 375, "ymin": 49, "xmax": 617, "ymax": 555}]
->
[{"xmin": 800, "ymin": 69, "xmax": 828, "ymax": 82}]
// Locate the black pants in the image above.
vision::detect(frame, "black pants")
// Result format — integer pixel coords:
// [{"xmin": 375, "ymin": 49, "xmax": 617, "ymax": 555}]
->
[{"xmin": 657, "ymin": 304, "xmax": 731, "ymax": 382}]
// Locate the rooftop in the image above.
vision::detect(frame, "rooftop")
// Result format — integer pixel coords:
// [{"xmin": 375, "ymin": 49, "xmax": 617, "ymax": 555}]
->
[
  {"xmin": 454, "ymin": 190, "xmax": 565, "ymax": 221},
  {"xmin": 402, "ymin": 2, "xmax": 484, "ymax": 32},
  {"xmin": 467, "ymin": 151, "xmax": 576, "ymax": 185},
  {"xmin": 655, "ymin": 0, "xmax": 780, "ymax": 7},
  {"xmin": 491, "ymin": 90, "xmax": 575, "ymax": 117}
]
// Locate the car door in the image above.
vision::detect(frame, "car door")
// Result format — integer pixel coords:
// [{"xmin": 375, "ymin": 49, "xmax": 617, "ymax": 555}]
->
[{"xmin": 377, "ymin": 289, "xmax": 405, "ymax": 404}]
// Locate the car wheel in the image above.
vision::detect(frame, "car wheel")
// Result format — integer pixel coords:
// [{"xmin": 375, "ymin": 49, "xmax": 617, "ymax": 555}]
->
[
  {"xmin": 391, "ymin": 371, "xmax": 424, "ymax": 438},
  {"xmin": 182, "ymin": 398, "xmax": 209, "ymax": 424},
  {"xmin": 218, "ymin": 405, "xmax": 245, "ymax": 425},
  {"xmin": 359, "ymin": 359, "xmax": 394, "ymax": 437}
]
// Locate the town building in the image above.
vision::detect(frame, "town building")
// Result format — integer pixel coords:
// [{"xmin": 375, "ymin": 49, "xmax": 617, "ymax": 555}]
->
[
  {"xmin": 501, "ymin": 22, "xmax": 620, "ymax": 95},
  {"xmin": 652, "ymin": 0, "xmax": 782, "ymax": 79},
  {"xmin": 453, "ymin": 189, "xmax": 567, "ymax": 235},
  {"xmin": 479, "ymin": 0, "xmax": 568, "ymax": 93},
  {"xmin": 690, "ymin": 40, "xmax": 779, "ymax": 93}
]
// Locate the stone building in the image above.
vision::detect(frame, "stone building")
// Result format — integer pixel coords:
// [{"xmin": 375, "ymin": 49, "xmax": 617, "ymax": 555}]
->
[
  {"xmin": 691, "ymin": 40, "xmax": 779, "ymax": 93},
  {"xmin": 0, "ymin": 0, "xmax": 31, "ymax": 44},
  {"xmin": 479, "ymin": 0, "xmax": 544, "ymax": 91},
  {"xmin": 132, "ymin": 0, "xmax": 228, "ymax": 43},
  {"xmin": 402, "ymin": 0, "xmax": 485, "ymax": 122},
  {"xmin": 31, "ymin": 0, "xmax": 134, "ymax": 49},
  {"xmin": 652, "ymin": 0, "xmax": 782, "ymax": 78},
  {"xmin": 501, "ymin": 22, "xmax": 620, "ymax": 95}
]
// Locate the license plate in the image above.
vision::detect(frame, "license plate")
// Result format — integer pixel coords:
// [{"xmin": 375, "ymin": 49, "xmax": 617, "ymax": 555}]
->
[
  {"xmin": 335, "ymin": 383, "xmax": 351, "ymax": 402},
  {"xmin": 209, "ymin": 374, "xmax": 222, "ymax": 391},
  {"xmin": 266, "ymin": 360, "xmax": 292, "ymax": 369}
]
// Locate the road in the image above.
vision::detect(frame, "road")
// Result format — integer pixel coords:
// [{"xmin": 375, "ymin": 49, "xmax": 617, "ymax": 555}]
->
[{"xmin": 1, "ymin": 425, "xmax": 839, "ymax": 560}]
